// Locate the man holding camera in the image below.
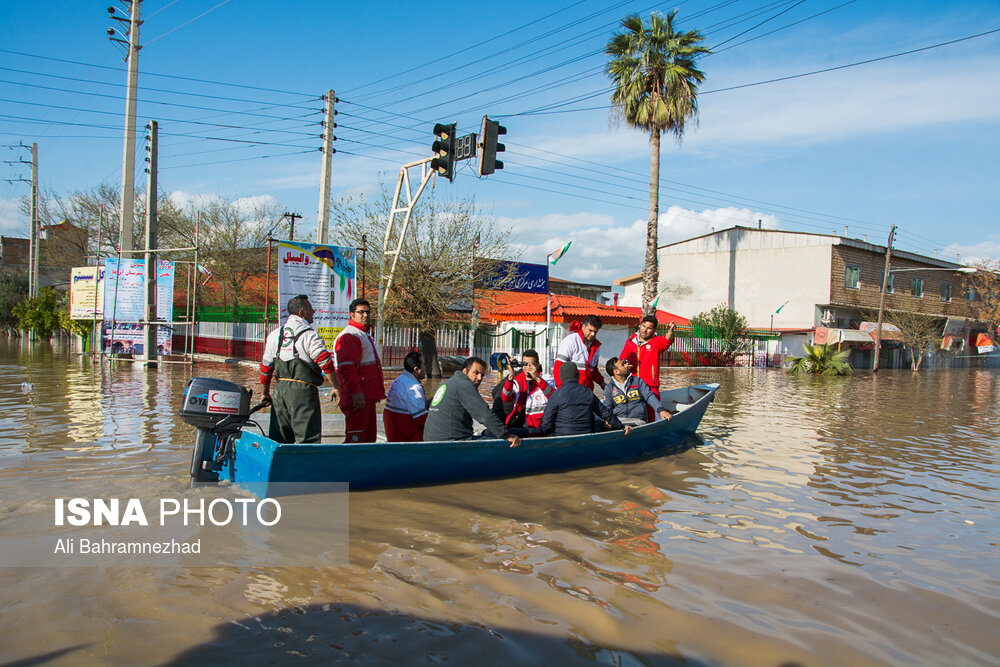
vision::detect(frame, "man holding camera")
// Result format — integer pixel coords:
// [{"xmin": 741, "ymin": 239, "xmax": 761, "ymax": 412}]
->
[{"xmin": 499, "ymin": 349, "xmax": 553, "ymax": 432}]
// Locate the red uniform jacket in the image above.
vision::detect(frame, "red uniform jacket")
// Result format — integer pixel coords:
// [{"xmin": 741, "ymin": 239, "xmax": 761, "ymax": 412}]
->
[{"xmin": 620, "ymin": 333, "xmax": 673, "ymax": 398}]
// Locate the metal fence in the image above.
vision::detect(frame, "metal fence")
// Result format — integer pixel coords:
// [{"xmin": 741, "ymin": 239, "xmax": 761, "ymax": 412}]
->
[
  {"xmin": 662, "ymin": 326, "xmax": 781, "ymax": 368},
  {"xmin": 170, "ymin": 320, "xmax": 783, "ymax": 368}
]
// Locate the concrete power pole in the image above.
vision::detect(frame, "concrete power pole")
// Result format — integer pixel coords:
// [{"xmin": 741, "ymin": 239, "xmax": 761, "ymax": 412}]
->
[
  {"xmin": 142, "ymin": 121, "xmax": 158, "ymax": 364},
  {"xmin": 285, "ymin": 212, "xmax": 302, "ymax": 241},
  {"xmin": 316, "ymin": 89, "xmax": 335, "ymax": 244},
  {"xmin": 29, "ymin": 142, "xmax": 39, "ymax": 296},
  {"xmin": 873, "ymin": 225, "xmax": 896, "ymax": 373},
  {"xmin": 118, "ymin": 0, "xmax": 142, "ymax": 258}
]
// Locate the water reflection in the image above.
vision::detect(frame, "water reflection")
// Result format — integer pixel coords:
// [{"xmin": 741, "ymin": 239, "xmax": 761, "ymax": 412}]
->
[{"xmin": 1, "ymin": 340, "xmax": 999, "ymax": 666}]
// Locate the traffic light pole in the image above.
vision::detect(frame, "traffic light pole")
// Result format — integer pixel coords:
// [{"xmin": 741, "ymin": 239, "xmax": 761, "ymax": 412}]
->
[{"xmin": 375, "ymin": 155, "xmax": 435, "ymax": 355}]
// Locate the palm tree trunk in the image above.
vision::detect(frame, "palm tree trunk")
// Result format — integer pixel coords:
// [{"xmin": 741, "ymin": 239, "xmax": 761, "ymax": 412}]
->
[{"xmin": 643, "ymin": 128, "xmax": 661, "ymax": 316}]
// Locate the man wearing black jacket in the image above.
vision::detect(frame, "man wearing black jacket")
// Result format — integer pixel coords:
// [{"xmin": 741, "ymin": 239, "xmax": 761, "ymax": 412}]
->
[
  {"xmin": 541, "ymin": 362, "xmax": 633, "ymax": 437},
  {"xmin": 424, "ymin": 356, "xmax": 521, "ymax": 448}
]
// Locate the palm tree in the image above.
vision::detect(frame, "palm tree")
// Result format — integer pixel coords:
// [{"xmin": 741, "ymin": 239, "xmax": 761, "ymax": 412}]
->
[
  {"xmin": 605, "ymin": 11, "xmax": 709, "ymax": 315},
  {"xmin": 786, "ymin": 343, "xmax": 853, "ymax": 376}
]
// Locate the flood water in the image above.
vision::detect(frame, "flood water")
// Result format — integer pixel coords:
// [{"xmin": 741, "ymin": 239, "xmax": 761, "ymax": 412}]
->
[{"xmin": 1, "ymin": 337, "xmax": 998, "ymax": 666}]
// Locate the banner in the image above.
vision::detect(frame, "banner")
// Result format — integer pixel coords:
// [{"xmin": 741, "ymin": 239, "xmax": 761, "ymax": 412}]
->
[
  {"xmin": 975, "ymin": 333, "xmax": 996, "ymax": 355},
  {"xmin": 101, "ymin": 258, "xmax": 175, "ymax": 355},
  {"xmin": 475, "ymin": 260, "xmax": 548, "ymax": 294},
  {"xmin": 942, "ymin": 318, "xmax": 966, "ymax": 337},
  {"xmin": 276, "ymin": 240, "xmax": 355, "ymax": 348},
  {"xmin": 70, "ymin": 266, "xmax": 104, "ymax": 319}
]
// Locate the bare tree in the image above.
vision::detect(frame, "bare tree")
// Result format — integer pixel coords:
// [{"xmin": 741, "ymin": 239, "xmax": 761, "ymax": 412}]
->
[
  {"xmin": 964, "ymin": 261, "xmax": 1000, "ymax": 347},
  {"xmin": 330, "ymin": 188, "xmax": 517, "ymax": 376},
  {"xmin": 879, "ymin": 303, "xmax": 944, "ymax": 371},
  {"xmin": 196, "ymin": 196, "xmax": 284, "ymax": 312}
]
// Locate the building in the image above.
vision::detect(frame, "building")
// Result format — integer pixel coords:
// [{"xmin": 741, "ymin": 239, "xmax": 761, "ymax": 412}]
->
[
  {"xmin": 615, "ymin": 226, "xmax": 982, "ymax": 368},
  {"xmin": 0, "ymin": 220, "xmax": 89, "ymax": 290},
  {"xmin": 548, "ymin": 276, "xmax": 610, "ymax": 303},
  {"xmin": 477, "ymin": 290, "xmax": 640, "ymax": 368}
]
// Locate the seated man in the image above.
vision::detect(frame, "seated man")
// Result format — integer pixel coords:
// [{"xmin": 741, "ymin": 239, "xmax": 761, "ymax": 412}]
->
[
  {"xmin": 424, "ymin": 356, "xmax": 521, "ymax": 448},
  {"xmin": 500, "ymin": 349, "xmax": 554, "ymax": 436},
  {"xmin": 602, "ymin": 356, "xmax": 671, "ymax": 427},
  {"xmin": 541, "ymin": 362, "xmax": 632, "ymax": 437},
  {"xmin": 383, "ymin": 351, "xmax": 429, "ymax": 442}
]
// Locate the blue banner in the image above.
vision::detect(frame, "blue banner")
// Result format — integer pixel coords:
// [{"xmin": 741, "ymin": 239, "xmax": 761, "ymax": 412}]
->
[{"xmin": 477, "ymin": 261, "xmax": 548, "ymax": 294}]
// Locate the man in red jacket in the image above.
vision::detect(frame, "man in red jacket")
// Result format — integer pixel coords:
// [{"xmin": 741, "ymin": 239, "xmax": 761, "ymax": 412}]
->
[
  {"xmin": 621, "ymin": 315, "xmax": 676, "ymax": 406},
  {"xmin": 333, "ymin": 298, "xmax": 386, "ymax": 443}
]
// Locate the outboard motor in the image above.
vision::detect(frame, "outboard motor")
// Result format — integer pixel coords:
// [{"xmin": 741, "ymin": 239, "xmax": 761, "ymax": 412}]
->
[{"xmin": 179, "ymin": 377, "xmax": 266, "ymax": 482}]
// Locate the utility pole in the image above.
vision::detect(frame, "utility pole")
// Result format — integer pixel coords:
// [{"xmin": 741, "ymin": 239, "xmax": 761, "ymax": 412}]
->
[
  {"xmin": 112, "ymin": 0, "xmax": 142, "ymax": 258},
  {"xmin": 284, "ymin": 212, "xmax": 301, "ymax": 241},
  {"xmin": 142, "ymin": 121, "xmax": 158, "ymax": 364},
  {"xmin": 873, "ymin": 225, "xmax": 895, "ymax": 373},
  {"xmin": 316, "ymin": 89, "xmax": 335, "ymax": 244},
  {"xmin": 29, "ymin": 142, "xmax": 39, "ymax": 296},
  {"xmin": 3, "ymin": 143, "xmax": 37, "ymax": 295}
]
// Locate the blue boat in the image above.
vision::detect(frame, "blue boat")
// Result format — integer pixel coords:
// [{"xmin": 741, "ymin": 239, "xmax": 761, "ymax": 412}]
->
[{"xmin": 183, "ymin": 380, "xmax": 719, "ymax": 495}]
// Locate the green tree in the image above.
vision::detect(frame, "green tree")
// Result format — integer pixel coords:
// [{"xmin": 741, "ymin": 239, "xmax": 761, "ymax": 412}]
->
[
  {"xmin": 12, "ymin": 287, "xmax": 62, "ymax": 341},
  {"xmin": 688, "ymin": 303, "xmax": 754, "ymax": 364},
  {"xmin": 605, "ymin": 10, "xmax": 710, "ymax": 316},
  {"xmin": 786, "ymin": 343, "xmax": 852, "ymax": 376},
  {"xmin": 0, "ymin": 272, "xmax": 29, "ymax": 335},
  {"xmin": 59, "ymin": 310, "xmax": 94, "ymax": 350}
]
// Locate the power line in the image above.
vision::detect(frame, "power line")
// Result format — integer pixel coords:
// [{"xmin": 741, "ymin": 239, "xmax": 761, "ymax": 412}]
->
[
  {"xmin": 0, "ymin": 65, "xmax": 321, "ymax": 110},
  {"xmin": 145, "ymin": 0, "xmax": 235, "ymax": 46},
  {"xmin": 0, "ymin": 48, "xmax": 318, "ymax": 97},
  {"xmin": 0, "ymin": 97, "xmax": 321, "ymax": 137},
  {"xmin": 0, "ymin": 77, "xmax": 323, "ymax": 124}
]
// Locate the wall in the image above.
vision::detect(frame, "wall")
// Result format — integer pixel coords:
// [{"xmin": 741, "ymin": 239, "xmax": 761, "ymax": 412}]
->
[
  {"xmin": 830, "ymin": 245, "xmax": 977, "ymax": 321},
  {"xmin": 646, "ymin": 228, "xmax": 834, "ymax": 328}
]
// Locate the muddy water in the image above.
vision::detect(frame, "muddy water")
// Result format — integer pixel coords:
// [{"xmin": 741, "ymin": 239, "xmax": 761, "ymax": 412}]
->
[{"xmin": 1, "ymin": 337, "xmax": 998, "ymax": 666}]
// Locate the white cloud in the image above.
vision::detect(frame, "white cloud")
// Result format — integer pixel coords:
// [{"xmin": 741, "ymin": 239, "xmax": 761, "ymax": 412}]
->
[
  {"xmin": 526, "ymin": 55, "xmax": 1000, "ymax": 156},
  {"xmin": 498, "ymin": 206, "xmax": 780, "ymax": 283},
  {"xmin": 943, "ymin": 239, "xmax": 1000, "ymax": 265},
  {"xmin": 0, "ymin": 198, "xmax": 27, "ymax": 237},
  {"xmin": 232, "ymin": 194, "xmax": 279, "ymax": 216}
]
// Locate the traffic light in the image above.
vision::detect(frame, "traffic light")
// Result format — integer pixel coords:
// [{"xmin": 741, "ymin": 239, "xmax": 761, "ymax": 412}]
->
[
  {"xmin": 431, "ymin": 122, "xmax": 457, "ymax": 182},
  {"xmin": 478, "ymin": 115, "xmax": 506, "ymax": 177}
]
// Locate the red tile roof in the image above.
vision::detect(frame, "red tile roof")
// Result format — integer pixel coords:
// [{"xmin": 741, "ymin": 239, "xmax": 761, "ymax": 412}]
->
[{"xmin": 477, "ymin": 291, "xmax": 639, "ymax": 325}]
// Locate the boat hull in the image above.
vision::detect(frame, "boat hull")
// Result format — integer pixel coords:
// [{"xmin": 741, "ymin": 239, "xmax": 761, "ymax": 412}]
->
[{"xmin": 222, "ymin": 383, "xmax": 718, "ymax": 494}]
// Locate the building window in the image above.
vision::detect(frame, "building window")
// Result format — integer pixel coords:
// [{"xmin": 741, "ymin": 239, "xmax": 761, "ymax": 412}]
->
[
  {"xmin": 966, "ymin": 288, "xmax": 976, "ymax": 301},
  {"xmin": 911, "ymin": 277, "xmax": 924, "ymax": 297},
  {"xmin": 880, "ymin": 273, "xmax": 894, "ymax": 293},
  {"xmin": 845, "ymin": 265, "xmax": 860, "ymax": 289},
  {"xmin": 941, "ymin": 282, "xmax": 952, "ymax": 302}
]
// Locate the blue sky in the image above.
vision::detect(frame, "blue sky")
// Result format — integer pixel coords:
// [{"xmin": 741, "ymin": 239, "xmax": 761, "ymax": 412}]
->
[{"xmin": 1, "ymin": 0, "xmax": 998, "ymax": 286}]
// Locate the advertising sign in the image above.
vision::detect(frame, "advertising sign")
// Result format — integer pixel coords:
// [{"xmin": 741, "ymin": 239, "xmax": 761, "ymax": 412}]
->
[
  {"xmin": 975, "ymin": 333, "xmax": 996, "ymax": 354},
  {"xmin": 70, "ymin": 266, "xmax": 104, "ymax": 319},
  {"xmin": 101, "ymin": 258, "xmax": 175, "ymax": 355},
  {"xmin": 475, "ymin": 260, "xmax": 548, "ymax": 294},
  {"xmin": 276, "ymin": 240, "xmax": 355, "ymax": 348}
]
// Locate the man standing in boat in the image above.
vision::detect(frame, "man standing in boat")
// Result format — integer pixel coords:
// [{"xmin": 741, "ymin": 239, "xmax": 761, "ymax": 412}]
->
[
  {"xmin": 260, "ymin": 295, "xmax": 339, "ymax": 444},
  {"xmin": 553, "ymin": 314, "xmax": 606, "ymax": 390},
  {"xmin": 334, "ymin": 298, "xmax": 386, "ymax": 443},
  {"xmin": 620, "ymin": 315, "xmax": 676, "ymax": 418},
  {"xmin": 424, "ymin": 356, "xmax": 521, "ymax": 448},
  {"xmin": 383, "ymin": 351, "xmax": 428, "ymax": 442}
]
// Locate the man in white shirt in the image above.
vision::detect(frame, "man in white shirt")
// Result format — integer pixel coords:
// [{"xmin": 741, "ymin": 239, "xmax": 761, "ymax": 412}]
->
[
  {"xmin": 383, "ymin": 351, "xmax": 428, "ymax": 442},
  {"xmin": 259, "ymin": 295, "xmax": 338, "ymax": 443}
]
